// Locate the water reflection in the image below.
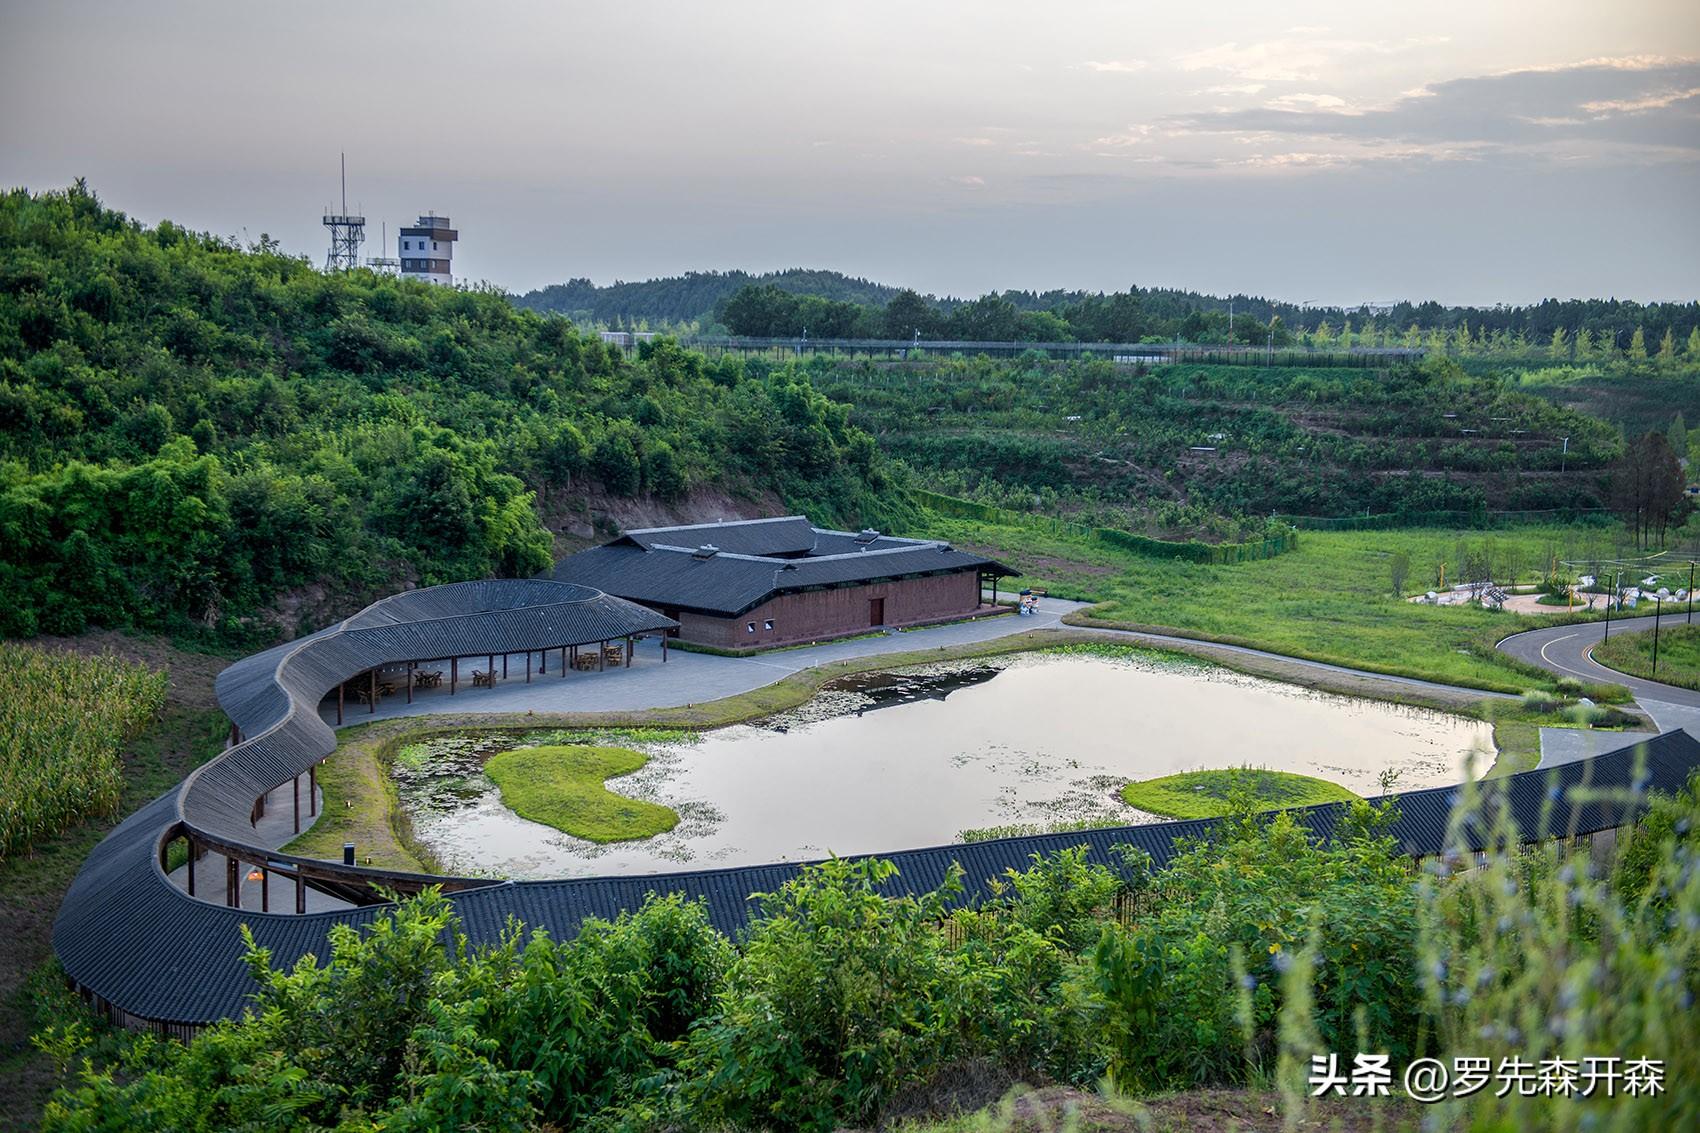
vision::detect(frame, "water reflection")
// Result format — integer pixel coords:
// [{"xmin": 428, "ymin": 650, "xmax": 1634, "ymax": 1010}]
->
[{"xmin": 400, "ymin": 651, "xmax": 1494, "ymax": 879}]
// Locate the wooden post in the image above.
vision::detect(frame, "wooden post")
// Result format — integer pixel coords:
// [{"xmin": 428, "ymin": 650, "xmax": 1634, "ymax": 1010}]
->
[
  {"xmin": 407, "ymin": 660, "xmax": 415, "ymax": 704},
  {"xmin": 296, "ymin": 869, "xmax": 305, "ymax": 914},
  {"xmin": 186, "ymin": 839, "xmax": 196, "ymax": 896},
  {"xmin": 662, "ymin": 635, "xmax": 668, "ymax": 663},
  {"xmin": 227, "ymin": 857, "xmax": 238, "ymax": 908},
  {"xmin": 369, "ymin": 668, "xmax": 377, "ymax": 714},
  {"xmin": 525, "ymin": 651, "xmax": 531, "ymax": 683},
  {"xmin": 293, "ymin": 775, "xmax": 300, "ymax": 834},
  {"xmin": 566, "ymin": 646, "xmax": 572, "ymax": 675},
  {"xmin": 502, "ymin": 653, "xmax": 508, "ymax": 679},
  {"xmin": 451, "ymin": 657, "xmax": 457, "ymax": 695},
  {"xmin": 309, "ymin": 764, "xmax": 317, "ymax": 815},
  {"xmin": 600, "ymin": 641, "xmax": 606, "ymax": 672},
  {"xmin": 337, "ymin": 683, "xmax": 344, "ymax": 725},
  {"xmin": 626, "ymin": 635, "xmax": 633, "ymax": 667},
  {"xmin": 260, "ymin": 866, "xmax": 269, "ymax": 913}
]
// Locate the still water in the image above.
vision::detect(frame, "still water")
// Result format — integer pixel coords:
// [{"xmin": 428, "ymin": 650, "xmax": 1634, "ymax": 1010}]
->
[{"xmin": 399, "ymin": 651, "xmax": 1493, "ymax": 879}]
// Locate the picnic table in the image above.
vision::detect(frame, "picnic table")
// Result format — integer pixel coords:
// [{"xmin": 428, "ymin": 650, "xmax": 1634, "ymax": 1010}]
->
[
  {"xmin": 573, "ymin": 652, "xmax": 599, "ymax": 671},
  {"xmin": 414, "ymin": 671, "xmax": 443, "ymax": 688},
  {"xmin": 471, "ymin": 670, "xmax": 495, "ymax": 688}
]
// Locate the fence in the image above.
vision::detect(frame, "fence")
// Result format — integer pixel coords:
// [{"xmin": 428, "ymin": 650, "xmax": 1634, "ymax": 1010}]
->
[
  {"xmin": 913, "ymin": 489, "xmax": 1298, "ymax": 564},
  {"xmin": 1274, "ymin": 508, "xmax": 1615, "ymax": 532},
  {"xmin": 680, "ymin": 335, "xmax": 1424, "ymax": 368}
]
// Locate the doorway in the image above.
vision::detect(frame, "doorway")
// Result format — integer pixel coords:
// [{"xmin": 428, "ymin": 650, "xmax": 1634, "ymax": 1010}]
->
[{"xmin": 869, "ymin": 597, "xmax": 885, "ymax": 626}]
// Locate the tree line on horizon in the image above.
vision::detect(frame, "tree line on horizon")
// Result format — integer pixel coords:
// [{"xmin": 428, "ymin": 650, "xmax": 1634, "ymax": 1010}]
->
[{"xmin": 515, "ymin": 269, "xmax": 1700, "ymax": 354}]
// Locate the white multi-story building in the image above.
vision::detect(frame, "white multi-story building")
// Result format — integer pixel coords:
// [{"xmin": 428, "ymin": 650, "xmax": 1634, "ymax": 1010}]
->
[{"xmin": 398, "ymin": 214, "xmax": 456, "ymax": 284}]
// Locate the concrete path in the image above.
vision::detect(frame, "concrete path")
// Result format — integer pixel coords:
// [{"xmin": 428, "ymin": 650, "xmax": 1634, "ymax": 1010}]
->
[
  {"xmin": 320, "ymin": 596, "xmax": 1521, "ymax": 731},
  {"xmin": 164, "ymin": 777, "xmax": 351, "ymax": 913},
  {"xmin": 321, "ymin": 603, "xmax": 1074, "ymax": 726}
]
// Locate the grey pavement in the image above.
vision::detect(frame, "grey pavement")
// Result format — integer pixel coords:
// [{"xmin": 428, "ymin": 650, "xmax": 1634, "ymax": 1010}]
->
[
  {"xmin": 165, "ymin": 775, "xmax": 351, "ymax": 913},
  {"xmin": 322, "ymin": 601, "xmax": 1076, "ymax": 726}
]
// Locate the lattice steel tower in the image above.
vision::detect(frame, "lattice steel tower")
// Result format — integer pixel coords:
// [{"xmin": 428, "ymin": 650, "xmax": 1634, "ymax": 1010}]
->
[{"xmin": 322, "ymin": 153, "xmax": 365, "ymax": 271}]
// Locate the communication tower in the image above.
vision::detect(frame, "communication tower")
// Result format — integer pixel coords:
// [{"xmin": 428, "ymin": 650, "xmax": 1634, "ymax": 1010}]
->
[
  {"xmin": 366, "ymin": 222, "xmax": 400, "ymax": 274},
  {"xmin": 322, "ymin": 153, "xmax": 366, "ymax": 271}
]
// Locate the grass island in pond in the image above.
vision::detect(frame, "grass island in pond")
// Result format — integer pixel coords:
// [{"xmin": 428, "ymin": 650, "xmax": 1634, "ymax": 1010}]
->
[
  {"xmin": 484, "ymin": 744, "xmax": 679, "ymax": 843},
  {"xmin": 1120, "ymin": 767, "xmax": 1359, "ymax": 819}
]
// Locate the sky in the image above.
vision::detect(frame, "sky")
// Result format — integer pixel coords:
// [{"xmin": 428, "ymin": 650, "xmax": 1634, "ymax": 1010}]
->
[{"xmin": 3, "ymin": 0, "xmax": 1698, "ymax": 306}]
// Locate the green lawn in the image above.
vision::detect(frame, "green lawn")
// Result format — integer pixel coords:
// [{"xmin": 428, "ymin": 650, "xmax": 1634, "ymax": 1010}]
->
[
  {"xmin": 926, "ymin": 515, "xmax": 1630, "ymax": 696},
  {"xmin": 484, "ymin": 745, "xmax": 678, "ymax": 843},
  {"xmin": 1120, "ymin": 768, "xmax": 1359, "ymax": 819},
  {"xmin": 1593, "ymin": 624, "xmax": 1700, "ymax": 691}
]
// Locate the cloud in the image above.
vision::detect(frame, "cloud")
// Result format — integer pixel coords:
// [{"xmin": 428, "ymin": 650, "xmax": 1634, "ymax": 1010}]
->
[
  {"xmin": 1198, "ymin": 82, "xmax": 1267, "ymax": 96},
  {"xmin": 1263, "ymin": 92, "xmax": 1354, "ymax": 112},
  {"xmin": 1080, "ymin": 59, "xmax": 1147, "ymax": 74},
  {"xmin": 948, "ymin": 175, "xmax": 986, "ymax": 187},
  {"xmin": 1176, "ymin": 34, "xmax": 1447, "ymax": 83},
  {"xmin": 1164, "ymin": 56, "xmax": 1700, "ymax": 160}
]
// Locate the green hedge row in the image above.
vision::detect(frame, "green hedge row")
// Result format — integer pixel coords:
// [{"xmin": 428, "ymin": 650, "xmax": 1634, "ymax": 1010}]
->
[{"xmin": 913, "ymin": 489, "xmax": 1297, "ymax": 564}]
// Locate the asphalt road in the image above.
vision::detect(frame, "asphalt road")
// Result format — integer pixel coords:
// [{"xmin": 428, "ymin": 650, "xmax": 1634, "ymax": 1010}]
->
[{"xmin": 1496, "ymin": 614, "xmax": 1700, "ymax": 710}]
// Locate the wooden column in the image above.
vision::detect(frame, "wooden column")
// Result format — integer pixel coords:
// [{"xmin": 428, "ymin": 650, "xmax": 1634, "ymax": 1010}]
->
[
  {"xmin": 626, "ymin": 635, "xmax": 633, "ymax": 667},
  {"xmin": 369, "ymin": 668, "xmax": 377, "ymax": 714},
  {"xmin": 293, "ymin": 775, "xmax": 300, "ymax": 834},
  {"xmin": 525, "ymin": 651, "xmax": 531, "ymax": 683},
  {"xmin": 309, "ymin": 764, "xmax": 317, "ymax": 815},
  {"xmin": 599, "ymin": 641, "xmax": 606, "ymax": 672},
  {"xmin": 407, "ymin": 660, "xmax": 415, "ymax": 704},
  {"xmin": 451, "ymin": 657, "xmax": 457, "ymax": 695},
  {"xmin": 226, "ymin": 857, "xmax": 239, "ymax": 908},
  {"xmin": 488, "ymin": 654, "xmax": 494, "ymax": 686},
  {"xmin": 186, "ymin": 839, "xmax": 196, "ymax": 896},
  {"xmin": 565, "ymin": 646, "xmax": 573, "ymax": 676},
  {"xmin": 260, "ymin": 866, "xmax": 269, "ymax": 913},
  {"xmin": 502, "ymin": 653, "xmax": 508, "ymax": 679},
  {"xmin": 296, "ymin": 869, "xmax": 306, "ymax": 914},
  {"xmin": 662, "ymin": 635, "xmax": 668, "ymax": 663}
]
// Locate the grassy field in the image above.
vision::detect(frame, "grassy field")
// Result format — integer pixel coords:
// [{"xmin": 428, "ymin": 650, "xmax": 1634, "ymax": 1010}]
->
[
  {"xmin": 1593, "ymin": 624, "xmax": 1700, "ymax": 691},
  {"xmin": 1119, "ymin": 767, "xmax": 1358, "ymax": 819},
  {"xmin": 484, "ymin": 744, "xmax": 678, "ymax": 842},
  {"xmin": 927, "ymin": 514, "xmax": 1631, "ymax": 696},
  {"xmin": 0, "ymin": 634, "xmax": 230, "ymax": 1131},
  {"xmin": 0, "ymin": 644, "xmax": 167, "ymax": 860}
]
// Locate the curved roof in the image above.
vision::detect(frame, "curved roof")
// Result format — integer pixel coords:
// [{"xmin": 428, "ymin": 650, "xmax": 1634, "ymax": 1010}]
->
[
  {"xmin": 554, "ymin": 518, "xmax": 1013, "ymax": 617},
  {"xmin": 52, "ymin": 579, "xmax": 1700, "ymax": 1027}
]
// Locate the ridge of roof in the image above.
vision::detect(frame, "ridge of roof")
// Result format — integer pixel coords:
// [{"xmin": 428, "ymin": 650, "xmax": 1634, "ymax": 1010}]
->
[{"xmin": 622, "ymin": 515, "xmax": 808, "ymax": 536}]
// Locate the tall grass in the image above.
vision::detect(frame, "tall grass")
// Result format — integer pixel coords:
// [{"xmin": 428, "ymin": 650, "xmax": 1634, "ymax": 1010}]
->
[{"xmin": 0, "ymin": 643, "xmax": 166, "ymax": 859}]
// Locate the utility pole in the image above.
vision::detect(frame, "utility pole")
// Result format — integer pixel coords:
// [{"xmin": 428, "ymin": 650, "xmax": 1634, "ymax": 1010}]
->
[{"xmin": 1653, "ymin": 596, "xmax": 1663, "ymax": 676}]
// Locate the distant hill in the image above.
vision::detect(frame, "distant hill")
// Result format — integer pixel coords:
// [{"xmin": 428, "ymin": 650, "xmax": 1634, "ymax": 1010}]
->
[
  {"xmin": 513, "ymin": 269, "xmax": 914, "ymax": 326},
  {"xmin": 515, "ymin": 269, "xmax": 1698, "ymax": 348}
]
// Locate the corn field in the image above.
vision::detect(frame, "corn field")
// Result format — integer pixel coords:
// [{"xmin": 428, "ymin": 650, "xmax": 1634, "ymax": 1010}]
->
[{"xmin": 0, "ymin": 643, "xmax": 166, "ymax": 860}]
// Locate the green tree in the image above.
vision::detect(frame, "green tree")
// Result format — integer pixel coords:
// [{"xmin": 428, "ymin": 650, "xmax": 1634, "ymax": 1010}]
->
[
  {"xmin": 1389, "ymin": 550, "xmax": 1411, "ymax": 598},
  {"xmin": 1629, "ymin": 325, "xmax": 1648, "ymax": 360},
  {"xmin": 1670, "ymin": 412, "xmax": 1689, "ymax": 464},
  {"xmin": 1658, "ymin": 327, "xmax": 1677, "ymax": 366},
  {"xmin": 1549, "ymin": 326, "xmax": 1569, "ymax": 360}
]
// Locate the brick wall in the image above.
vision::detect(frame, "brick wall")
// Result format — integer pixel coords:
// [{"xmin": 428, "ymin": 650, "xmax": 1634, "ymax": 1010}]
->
[{"xmin": 676, "ymin": 571, "xmax": 983, "ymax": 648}]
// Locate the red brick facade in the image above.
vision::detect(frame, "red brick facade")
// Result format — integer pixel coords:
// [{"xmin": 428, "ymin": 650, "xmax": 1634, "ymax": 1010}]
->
[{"xmin": 670, "ymin": 571, "xmax": 985, "ymax": 648}]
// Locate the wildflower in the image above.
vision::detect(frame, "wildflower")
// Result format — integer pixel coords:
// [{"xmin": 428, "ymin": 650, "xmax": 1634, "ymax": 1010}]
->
[{"xmin": 1268, "ymin": 942, "xmax": 1281, "ymax": 955}]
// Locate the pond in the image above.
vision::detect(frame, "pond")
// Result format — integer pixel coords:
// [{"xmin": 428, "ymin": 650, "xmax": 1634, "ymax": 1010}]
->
[{"xmin": 395, "ymin": 649, "xmax": 1494, "ymax": 879}]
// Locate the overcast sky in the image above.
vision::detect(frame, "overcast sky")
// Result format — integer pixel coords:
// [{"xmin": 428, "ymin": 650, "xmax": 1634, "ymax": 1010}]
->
[{"xmin": 3, "ymin": 1, "xmax": 1697, "ymax": 305}]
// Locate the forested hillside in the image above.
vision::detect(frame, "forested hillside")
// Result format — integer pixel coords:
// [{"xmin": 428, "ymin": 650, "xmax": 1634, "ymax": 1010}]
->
[
  {"xmin": 513, "ymin": 268, "xmax": 906, "ymax": 326},
  {"xmin": 805, "ymin": 353, "xmax": 1622, "ymax": 538},
  {"xmin": 0, "ymin": 185, "xmax": 898, "ymax": 641}
]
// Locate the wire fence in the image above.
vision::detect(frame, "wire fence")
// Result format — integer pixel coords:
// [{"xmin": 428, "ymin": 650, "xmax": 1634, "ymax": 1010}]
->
[{"xmin": 1274, "ymin": 508, "xmax": 1616, "ymax": 531}]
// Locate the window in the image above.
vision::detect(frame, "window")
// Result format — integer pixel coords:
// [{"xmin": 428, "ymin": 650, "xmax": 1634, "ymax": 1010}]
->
[
  {"xmin": 746, "ymin": 622, "xmax": 756, "ymax": 633},
  {"xmin": 763, "ymin": 620, "xmax": 774, "ymax": 631},
  {"xmin": 432, "ymin": 241, "xmax": 439, "ymax": 250}
]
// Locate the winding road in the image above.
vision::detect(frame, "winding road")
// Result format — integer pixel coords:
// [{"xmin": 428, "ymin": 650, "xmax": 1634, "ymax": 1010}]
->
[{"xmin": 1497, "ymin": 614, "xmax": 1700, "ymax": 759}]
